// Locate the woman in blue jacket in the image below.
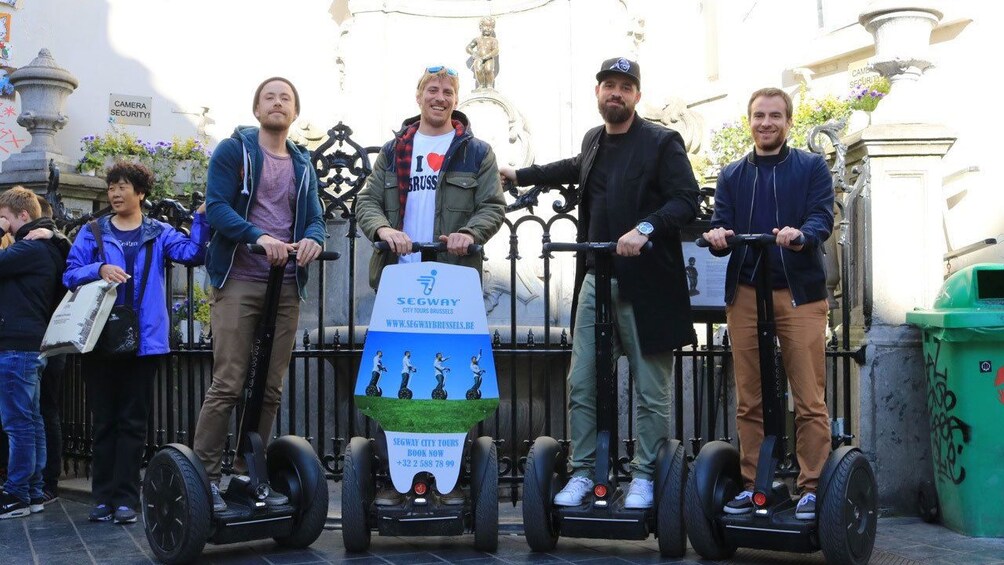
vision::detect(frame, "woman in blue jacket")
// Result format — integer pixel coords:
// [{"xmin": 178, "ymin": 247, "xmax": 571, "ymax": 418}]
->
[{"xmin": 63, "ymin": 162, "xmax": 208, "ymax": 525}]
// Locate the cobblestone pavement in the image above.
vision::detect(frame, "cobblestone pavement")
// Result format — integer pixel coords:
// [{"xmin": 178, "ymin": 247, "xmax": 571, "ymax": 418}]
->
[{"xmin": 2, "ymin": 481, "xmax": 1002, "ymax": 564}]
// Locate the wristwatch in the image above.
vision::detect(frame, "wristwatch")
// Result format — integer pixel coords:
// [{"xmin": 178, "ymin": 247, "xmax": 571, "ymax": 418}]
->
[{"xmin": 635, "ymin": 221, "xmax": 654, "ymax": 236}]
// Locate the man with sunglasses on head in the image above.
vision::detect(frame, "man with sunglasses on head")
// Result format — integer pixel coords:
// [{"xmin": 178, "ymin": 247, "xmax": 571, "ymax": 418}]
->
[
  {"xmin": 356, "ymin": 65, "xmax": 505, "ymax": 291},
  {"xmin": 500, "ymin": 57, "xmax": 699, "ymax": 509},
  {"xmin": 355, "ymin": 65, "xmax": 505, "ymax": 505}
]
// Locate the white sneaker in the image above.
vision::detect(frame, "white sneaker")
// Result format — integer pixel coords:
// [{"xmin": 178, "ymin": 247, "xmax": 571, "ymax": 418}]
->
[
  {"xmin": 623, "ymin": 478, "xmax": 654, "ymax": 509},
  {"xmin": 553, "ymin": 476, "xmax": 593, "ymax": 507}
]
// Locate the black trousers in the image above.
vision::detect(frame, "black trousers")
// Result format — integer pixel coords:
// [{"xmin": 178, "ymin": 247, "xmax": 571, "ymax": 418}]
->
[
  {"xmin": 84, "ymin": 354, "xmax": 157, "ymax": 509},
  {"xmin": 40, "ymin": 355, "xmax": 65, "ymax": 493}
]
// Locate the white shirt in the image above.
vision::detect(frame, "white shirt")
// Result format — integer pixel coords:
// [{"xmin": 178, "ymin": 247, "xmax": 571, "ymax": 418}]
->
[{"xmin": 400, "ymin": 130, "xmax": 455, "ymax": 263}]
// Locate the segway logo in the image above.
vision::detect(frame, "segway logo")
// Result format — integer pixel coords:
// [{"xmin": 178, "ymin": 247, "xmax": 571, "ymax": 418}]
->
[
  {"xmin": 418, "ymin": 270, "xmax": 437, "ymax": 295},
  {"xmin": 979, "ymin": 360, "xmax": 992, "ymax": 373}
]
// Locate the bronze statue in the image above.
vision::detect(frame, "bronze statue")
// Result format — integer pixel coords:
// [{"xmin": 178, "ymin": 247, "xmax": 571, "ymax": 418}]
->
[{"xmin": 467, "ymin": 17, "xmax": 499, "ymax": 90}]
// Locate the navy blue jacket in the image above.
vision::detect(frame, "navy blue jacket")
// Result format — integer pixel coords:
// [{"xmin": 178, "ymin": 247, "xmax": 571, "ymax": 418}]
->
[
  {"xmin": 710, "ymin": 144, "xmax": 834, "ymax": 306},
  {"xmin": 204, "ymin": 126, "xmax": 326, "ymax": 300},
  {"xmin": 64, "ymin": 214, "xmax": 208, "ymax": 356},
  {"xmin": 0, "ymin": 218, "xmax": 68, "ymax": 351}
]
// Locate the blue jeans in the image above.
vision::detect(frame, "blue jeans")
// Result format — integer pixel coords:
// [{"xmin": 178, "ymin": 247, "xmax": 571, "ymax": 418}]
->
[{"xmin": 0, "ymin": 350, "xmax": 47, "ymax": 502}]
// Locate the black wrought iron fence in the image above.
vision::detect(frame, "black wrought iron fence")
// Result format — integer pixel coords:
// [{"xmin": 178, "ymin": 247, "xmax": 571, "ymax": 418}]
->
[{"xmin": 49, "ymin": 121, "xmax": 866, "ymax": 502}]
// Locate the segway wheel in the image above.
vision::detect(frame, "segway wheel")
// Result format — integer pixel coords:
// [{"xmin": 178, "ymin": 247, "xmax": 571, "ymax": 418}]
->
[
  {"xmin": 142, "ymin": 448, "xmax": 210, "ymax": 564},
  {"xmin": 366, "ymin": 385, "xmax": 382, "ymax": 397},
  {"xmin": 466, "ymin": 389, "xmax": 478, "ymax": 400},
  {"xmin": 819, "ymin": 449, "xmax": 877, "ymax": 565},
  {"xmin": 432, "ymin": 387, "xmax": 447, "ymax": 400},
  {"xmin": 471, "ymin": 436, "xmax": 499, "ymax": 552},
  {"xmin": 523, "ymin": 437, "xmax": 562, "ymax": 551},
  {"xmin": 398, "ymin": 388, "xmax": 413, "ymax": 399},
  {"xmin": 266, "ymin": 435, "xmax": 329, "ymax": 548},
  {"xmin": 341, "ymin": 437, "xmax": 373, "ymax": 552},
  {"xmin": 655, "ymin": 440, "xmax": 687, "ymax": 558},
  {"xmin": 918, "ymin": 480, "xmax": 940, "ymax": 523},
  {"xmin": 684, "ymin": 474, "xmax": 736, "ymax": 560}
]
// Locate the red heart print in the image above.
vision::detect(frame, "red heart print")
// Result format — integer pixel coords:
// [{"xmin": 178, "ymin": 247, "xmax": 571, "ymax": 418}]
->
[{"xmin": 427, "ymin": 152, "xmax": 445, "ymax": 172}]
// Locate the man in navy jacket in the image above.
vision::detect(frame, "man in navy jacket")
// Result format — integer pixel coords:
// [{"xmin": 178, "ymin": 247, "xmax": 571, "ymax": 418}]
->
[
  {"xmin": 193, "ymin": 77, "xmax": 326, "ymax": 513},
  {"xmin": 702, "ymin": 87, "xmax": 834, "ymax": 521}
]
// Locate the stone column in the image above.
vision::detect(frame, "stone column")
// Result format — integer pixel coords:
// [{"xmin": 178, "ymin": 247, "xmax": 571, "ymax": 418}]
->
[{"xmin": 851, "ymin": 1, "xmax": 955, "ymax": 514}]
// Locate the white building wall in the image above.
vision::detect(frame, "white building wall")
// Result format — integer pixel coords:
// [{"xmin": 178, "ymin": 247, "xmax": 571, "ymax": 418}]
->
[{"xmin": 3, "ymin": 0, "xmax": 1001, "ymax": 248}]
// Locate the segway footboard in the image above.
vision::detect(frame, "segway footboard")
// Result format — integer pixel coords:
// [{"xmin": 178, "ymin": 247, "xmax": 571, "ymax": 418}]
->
[{"xmin": 558, "ymin": 503, "xmax": 651, "ymax": 540}]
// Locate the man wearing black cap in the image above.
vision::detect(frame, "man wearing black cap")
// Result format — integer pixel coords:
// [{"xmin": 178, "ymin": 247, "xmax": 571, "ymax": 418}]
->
[{"xmin": 500, "ymin": 57, "xmax": 699, "ymax": 508}]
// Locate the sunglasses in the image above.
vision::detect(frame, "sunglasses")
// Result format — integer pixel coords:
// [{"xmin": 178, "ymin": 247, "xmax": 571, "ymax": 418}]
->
[{"xmin": 426, "ymin": 65, "xmax": 458, "ymax": 77}]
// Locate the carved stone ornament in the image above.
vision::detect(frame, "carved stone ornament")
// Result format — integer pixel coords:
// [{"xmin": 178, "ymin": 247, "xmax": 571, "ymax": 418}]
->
[
  {"xmin": 641, "ymin": 97, "xmax": 704, "ymax": 155},
  {"xmin": 457, "ymin": 90, "xmax": 533, "ymax": 169}
]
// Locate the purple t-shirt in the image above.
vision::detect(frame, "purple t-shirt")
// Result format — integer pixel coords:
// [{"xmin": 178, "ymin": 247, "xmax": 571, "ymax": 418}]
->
[{"xmin": 229, "ymin": 147, "xmax": 297, "ymax": 282}]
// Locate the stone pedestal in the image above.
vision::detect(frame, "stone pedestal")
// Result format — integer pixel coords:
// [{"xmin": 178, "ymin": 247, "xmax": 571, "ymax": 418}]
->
[
  {"xmin": 0, "ymin": 48, "xmax": 105, "ymax": 211},
  {"xmin": 845, "ymin": 122, "xmax": 956, "ymax": 514}
]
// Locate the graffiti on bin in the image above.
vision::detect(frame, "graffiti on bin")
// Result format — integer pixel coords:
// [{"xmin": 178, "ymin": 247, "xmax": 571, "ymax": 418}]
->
[
  {"xmin": 925, "ymin": 339, "xmax": 972, "ymax": 485},
  {"xmin": 996, "ymin": 367, "xmax": 1004, "ymax": 406}
]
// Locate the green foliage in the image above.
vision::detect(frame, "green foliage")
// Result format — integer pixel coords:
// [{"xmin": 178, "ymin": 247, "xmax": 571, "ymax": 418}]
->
[
  {"xmin": 849, "ymin": 75, "xmax": 890, "ymax": 112},
  {"xmin": 688, "ymin": 152, "xmax": 712, "ymax": 186},
  {"xmin": 79, "ymin": 129, "xmax": 211, "ymax": 199},
  {"xmin": 789, "ymin": 94, "xmax": 851, "ymax": 150},
  {"xmin": 171, "ymin": 284, "xmax": 211, "ymax": 344},
  {"xmin": 709, "ymin": 115, "xmax": 751, "ymax": 168}
]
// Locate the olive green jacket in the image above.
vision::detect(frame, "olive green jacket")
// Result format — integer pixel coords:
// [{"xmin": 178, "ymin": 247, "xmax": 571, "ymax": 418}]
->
[{"xmin": 355, "ymin": 113, "xmax": 505, "ymax": 289}]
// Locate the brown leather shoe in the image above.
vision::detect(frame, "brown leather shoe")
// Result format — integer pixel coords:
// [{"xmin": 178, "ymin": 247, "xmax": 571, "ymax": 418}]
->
[
  {"xmin": 374, "ymin": 487, "xmax": 403, "ymax": 506},
  {"xmin": 438, "ymin": 486, "xmax": 465, "ymax": 506}
]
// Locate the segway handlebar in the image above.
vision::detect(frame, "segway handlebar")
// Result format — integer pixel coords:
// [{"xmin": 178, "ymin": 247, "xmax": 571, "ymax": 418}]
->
[
  {"xmin": 543, "ymin": 241, "xmax": 654, "ymax": 254},
  {"xmin": 372, "ymin": 241, "xmax": 483, "ymax": 255},
  {"xmin": 695, "ymin": 233, "xmax": 805, "ymax": 248},
  {"xmin": 247, "ymin": 244, "xmax": 341, "ymax": 261}
]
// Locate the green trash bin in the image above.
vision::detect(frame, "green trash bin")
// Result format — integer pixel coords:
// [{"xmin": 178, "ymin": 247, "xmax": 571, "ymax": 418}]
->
[{"xmin": 906, "ymin": 263, "xmax": 1004, "ymax": 537}]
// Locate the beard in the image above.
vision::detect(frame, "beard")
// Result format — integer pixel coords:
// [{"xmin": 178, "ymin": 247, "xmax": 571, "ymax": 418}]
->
[
  {"xmin": 259, "ymin": 111, "xmax": 294, "ymax": 133},
  {"xmin": 598, "ymin": 99, "xmax": 634, "ymax": 124},
  {"xmin": 755, "ymin": 130, "xmax": 786, "ymax": 153}
]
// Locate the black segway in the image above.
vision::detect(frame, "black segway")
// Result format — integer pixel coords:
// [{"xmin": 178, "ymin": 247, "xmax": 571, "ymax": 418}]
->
[
  {"xmin": 522, "ymin": 241, "xmax": 688, "ymax": 557},
  {"xmin": 686, "ymin": 234, "xmax": 876, "ymax": 564},
  {"xmin": 142, "ymin": 245, "xmax": 340, "ymax": 564},
  {"xmin": 341, "ymin": 241, "xmax": 499, "ymax": 553}
]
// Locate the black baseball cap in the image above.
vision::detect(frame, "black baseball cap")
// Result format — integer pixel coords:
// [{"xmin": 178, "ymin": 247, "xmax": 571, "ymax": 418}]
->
[{"xmin": 596, "ymin": 57, "xmax": 641, "ymax": 88}]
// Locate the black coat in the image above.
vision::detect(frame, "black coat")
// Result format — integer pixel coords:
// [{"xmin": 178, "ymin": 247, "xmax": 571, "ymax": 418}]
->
[
  {"xmin": 0, "ymin": 218, "xmax": 69, "ymax": 351},
  {"xmin": 517, "ymin": 115, "xmax": 700, "ymax": 353}
]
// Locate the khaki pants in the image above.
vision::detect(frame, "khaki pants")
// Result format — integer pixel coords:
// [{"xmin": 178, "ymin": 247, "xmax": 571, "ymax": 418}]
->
[
  {"xmin": 726, "ymin": 284, "xmax": 831, "ymax": 493},
  {"xmin": 193, "ymin": 280, "xmax": 300, "ymax": 482},
  {"xmin": 568, "ymin": 274, "xmax": 674, "ymax": 481}
]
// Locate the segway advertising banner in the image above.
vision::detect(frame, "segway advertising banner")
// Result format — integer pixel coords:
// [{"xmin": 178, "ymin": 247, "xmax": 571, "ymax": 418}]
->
[{"xmin": 356, "ymin": 262, "xmax": 499, "ymax": 493}]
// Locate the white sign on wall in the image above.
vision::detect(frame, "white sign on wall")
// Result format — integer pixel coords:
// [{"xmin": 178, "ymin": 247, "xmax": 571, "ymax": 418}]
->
[{"xmin": 109, "ymin": 94, "xmax": 152, "ymax": 126}]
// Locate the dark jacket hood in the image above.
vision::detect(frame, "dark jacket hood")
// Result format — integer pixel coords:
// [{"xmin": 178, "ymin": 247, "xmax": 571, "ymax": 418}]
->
[{"xmin": 15, "ymin": 217, "xmax": 71, "ymax": 259}]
